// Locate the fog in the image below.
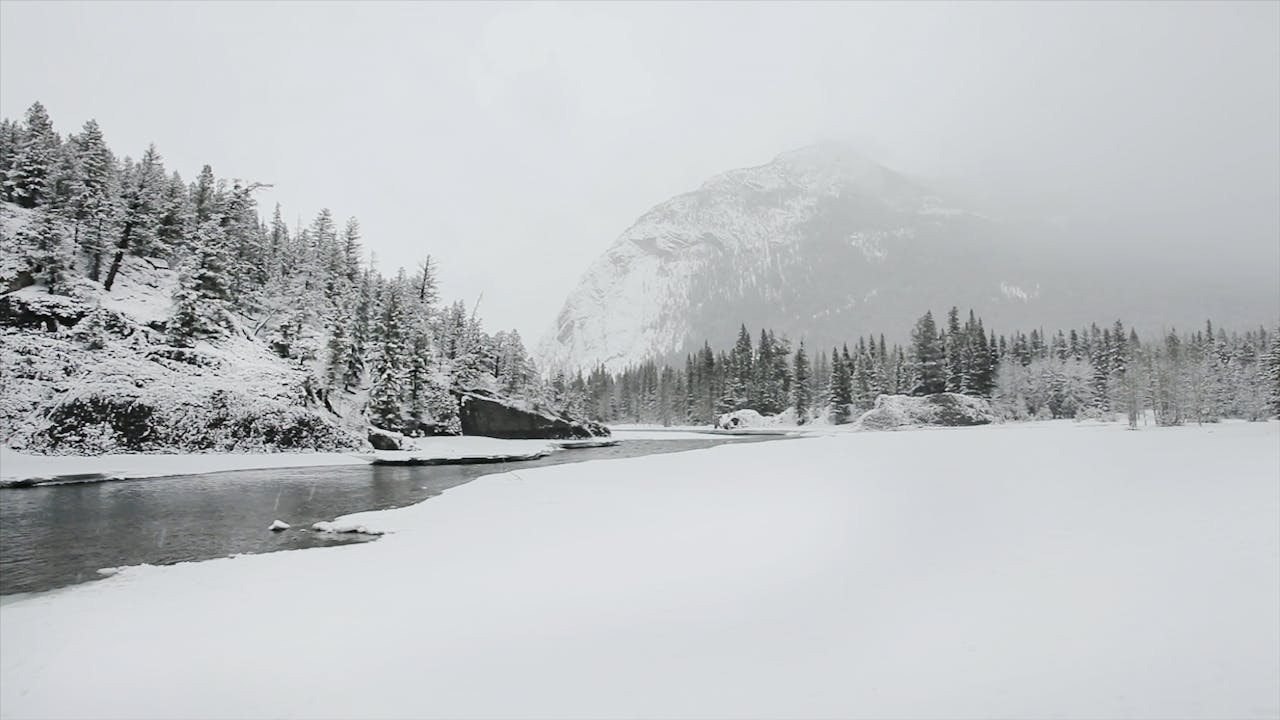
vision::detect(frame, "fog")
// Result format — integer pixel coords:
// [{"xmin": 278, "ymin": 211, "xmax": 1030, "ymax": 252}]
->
[{"xmin": 1, "ymin": 1, "xmax": 1276, "ymax": 337}]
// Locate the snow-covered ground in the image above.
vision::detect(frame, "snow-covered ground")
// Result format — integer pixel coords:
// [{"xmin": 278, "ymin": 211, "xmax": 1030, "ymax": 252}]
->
[
  {"xmin": 0, "ymin": 437, "xmax": 562, "ymax": 486},
  {"xmin": 2, "ymin": 420, "xmax": 1277, "ymax": 719}
]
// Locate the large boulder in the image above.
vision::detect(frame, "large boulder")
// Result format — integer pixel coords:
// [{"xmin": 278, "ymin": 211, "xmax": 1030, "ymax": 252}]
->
[
  {"xmin": 367, "ymin": 426, "xmax": 410, "ymax": 451},
  {"xmin": 716, "ymin": 409, "xmax": 767, "ymax": 430},
  {"xmin": 0, "ymin": 291, "xmax": 89, "ymax": 331},
  {"xmin": 855, "ymin": 393, "xmax": 997, "ymax": 431},
  {"xmin": 454, "ymin": 389, "xmax": 609, "ymax": 440}
]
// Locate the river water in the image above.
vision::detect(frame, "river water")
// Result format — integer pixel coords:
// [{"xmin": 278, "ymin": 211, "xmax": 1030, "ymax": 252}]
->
[{"xmin": 0, "ymin": 438, "xmax": 767, "ymax": 596}]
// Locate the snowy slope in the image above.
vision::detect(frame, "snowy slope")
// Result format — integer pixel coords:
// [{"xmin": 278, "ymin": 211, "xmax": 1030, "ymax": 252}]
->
[
  {"xmin": 2, "ymin": 420, "xmax": 1276, "ymax": 718},
  {"xmin": 0, "ymin": 202, "xmax": 364, "ymax": 453}
]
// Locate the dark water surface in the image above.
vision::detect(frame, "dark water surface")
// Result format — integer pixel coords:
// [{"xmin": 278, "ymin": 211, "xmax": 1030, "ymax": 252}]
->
[{"xmin": 0, "ymin": 438, "xmax": 765, "ymax": 596}]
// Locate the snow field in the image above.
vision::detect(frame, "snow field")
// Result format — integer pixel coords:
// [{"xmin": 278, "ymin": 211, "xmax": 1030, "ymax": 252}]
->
[{"xmin": 1, "ymin": 420, "xmax": 1276, "ymax": 719}]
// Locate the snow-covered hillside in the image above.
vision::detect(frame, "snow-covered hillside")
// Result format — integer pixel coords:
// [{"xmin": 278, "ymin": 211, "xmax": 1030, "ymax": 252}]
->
[
  {"xmin": 539, "ymin": 143, "xmax": 1038, "ymax": 372},
  {"xmin": 0, "ymin": 202, "xmax": 364, "ymax": 453},
  {"xmin": 538, "ymin": 142, "xmax": 1278, "ymax": 373}
]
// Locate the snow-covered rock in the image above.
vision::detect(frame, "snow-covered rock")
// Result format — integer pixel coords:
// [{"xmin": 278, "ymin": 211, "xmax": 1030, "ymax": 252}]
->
[
  {"xmin": 855, "ymin": 393, "xmax": 997, "ymax": 430},
  {"xmin": 715, "ymin": 409, "xmax": 766, "ymax": 429},
  {"xmin": 311, "ymin": 521, "xmax": 382, "ymax": 536},
  {"xmin": 268, "ymin": 520, "xmax": 290, "ymax": 532}
]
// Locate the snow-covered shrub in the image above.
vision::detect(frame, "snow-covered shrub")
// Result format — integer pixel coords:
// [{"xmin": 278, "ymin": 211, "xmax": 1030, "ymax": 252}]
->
[
  {"xmin": 993, "ymin": 357, "xmax": 1093, "ymax": 420},
  {"xmin": 71, "ymin": 307, "xmax": 134, "ymax": 349}
]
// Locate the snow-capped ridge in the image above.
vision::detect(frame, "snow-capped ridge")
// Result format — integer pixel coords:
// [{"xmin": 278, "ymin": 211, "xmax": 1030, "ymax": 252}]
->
[{"xmin": 538, "ymin": 143, "xmax": 1017, "ymax": 373}]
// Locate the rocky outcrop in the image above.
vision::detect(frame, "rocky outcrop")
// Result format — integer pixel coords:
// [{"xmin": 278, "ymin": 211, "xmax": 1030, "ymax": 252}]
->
[
  {"xmin": 855, "ymin": 393, "xmax": 997, "ymax": 431},
  {"xmin": 0, "ymin": 291, "xmax": 89, "ymax": 331},
  {"xmin": 454, "ymin": 389, "xmax": 609, "ymax": 439},
  {"xmin": 2, "ymin": 322, "xmax": 366, "ymax": 454}
]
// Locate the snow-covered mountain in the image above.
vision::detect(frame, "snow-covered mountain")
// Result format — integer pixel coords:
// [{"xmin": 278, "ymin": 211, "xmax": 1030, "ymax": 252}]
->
[
  {"xmin": 540, "ymin": 142, "xmax": 1278, "ymax": 372},
  {"xmin": 540, "ymin": 143, "xmax": 1044, "ymax": 372}
]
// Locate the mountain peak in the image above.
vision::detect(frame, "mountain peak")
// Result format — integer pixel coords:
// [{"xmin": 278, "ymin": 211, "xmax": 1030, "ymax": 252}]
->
[{"xmin": 538, "ymin": 144, "xmax": 1010, "ymax": 373}]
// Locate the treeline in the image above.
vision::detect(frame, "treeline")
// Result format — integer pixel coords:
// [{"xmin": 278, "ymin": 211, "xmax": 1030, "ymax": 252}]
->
[
  {"xmin": 1, "ymin": 102, "xmax": 551, "ymax": 435},
  {"xmin": 584, "ymin": 307, "xmax": 1280, "ymax": 428}
]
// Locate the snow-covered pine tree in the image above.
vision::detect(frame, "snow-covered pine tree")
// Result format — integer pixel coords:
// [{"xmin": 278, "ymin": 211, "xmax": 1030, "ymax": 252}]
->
[
  {"xmin": 343, "ymin": 267, "xmax": 375, "ymax": 390},
  {"xmin": 494, "ymin": 330, "xmax": 535, "ymax": 398},
  {"xmin": 103, "ymin": 144, "xmax": 166, "ymax": 290},
  {"xmin": 168, "ymin": 219, "xmax": 235, "ymax": 346},
  {"xmin": 828, "ymin": 345, "xmax": 853, "ymax": 423},
  {"xmin": 367, "ymin": 273, "xmax": 410, "ymax": 430},
  {"xmin": 340, "ymin": 218, "xmax": 362, "ymax": 286},
  {"xmin": 190, "ymin": 165, "xmax": 219, "ymax": 224},
  {"xmin": 751, "ymin": 327, "xmax": 773, "ymax": 411},
  {"xmin": 324, "ymin": 295, "xmax": 354, "ymax": 390},
  {"xmin": 5, "ymin": 102, "xmax": 59, "ymax": 208},
  {"xmin": 154, "ymin": 171, "xmax": 192, "ymax": 258},
  {"xmin": 722, "ymin": 324, "xmax": 753, "ymax": 411},
  {"xmin": 792, "ymin": 341, "xmax": 812, "ymax": 424},
  {"xmin": 0, "ymin": 118, "xmax": 20, "ymax": 197},
  {"xmin": 221, "ymin": 181, "xmax": 270, "ymax": 311},
  {"xmin": 910, "ymin": 310, "xmax": 944, "ymax": 395},
  {"xmin": 943, "ymin": 306, "xmax": 964, "ymax": 393},
  {"xmin": 24, "ymin": 208, "xmax": 74, "ymax": 294},
  {"xmin": 1264, "ymin": 330, "xmax": 1280, "ymax": 417}
]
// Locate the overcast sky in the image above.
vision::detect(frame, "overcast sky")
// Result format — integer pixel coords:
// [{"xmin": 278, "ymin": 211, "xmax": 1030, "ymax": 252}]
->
[{"xmin": 2, "ymin": 1, "xmax": 1277, "ymax": 338}]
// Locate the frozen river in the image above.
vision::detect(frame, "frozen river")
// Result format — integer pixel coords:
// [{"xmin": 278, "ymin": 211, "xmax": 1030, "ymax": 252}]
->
[{"xmin": 0, "ymin": 437, "xmax": 771, "ymax": 596}]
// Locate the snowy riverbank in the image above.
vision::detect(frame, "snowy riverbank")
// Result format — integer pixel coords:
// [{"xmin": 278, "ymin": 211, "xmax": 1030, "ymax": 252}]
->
[
  {"xmin": 0, "ymin": 437, "xmax": 564, "ymax": 487},
  {"xmin": 2, "ymin": 420, "xmax": 1277, "ymax": 719}
]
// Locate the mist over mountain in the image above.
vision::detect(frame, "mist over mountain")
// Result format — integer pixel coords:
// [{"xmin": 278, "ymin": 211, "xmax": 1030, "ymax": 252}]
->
[{"xmin": 540, "ymin": 143, "xmax": 1278, "ymax": 372}]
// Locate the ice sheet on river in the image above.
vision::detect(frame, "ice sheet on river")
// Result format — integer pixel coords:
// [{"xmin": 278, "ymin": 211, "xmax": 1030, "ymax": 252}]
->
[{"xmin": 0, "ymin": 437, "xmax": 564, "ymax": 486}]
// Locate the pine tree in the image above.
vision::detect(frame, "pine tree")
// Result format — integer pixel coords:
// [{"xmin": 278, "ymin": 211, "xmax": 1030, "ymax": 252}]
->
[
  {"xmin": 1265, "ymin": 330, "xmax": 1280, "ymax": 417},
  {"xmin": 340, "ymin": 218, "xmax": 363, "ymax": 285},
  {"xmin": 0, "ymin": 118, "xmax": 20, "ymax": 197},
  {"xmin": 828, "ymin": 345, "xmax": 853, "ymax": 423},
  {"xmin": 792, "ymin": 341, "xmax": 812, "ymax": 424},
  {"xmin": 943, "ymin": 306, "xmax": 964, "ymax": 392},
  {"xmin": 368, "ymin": 275, "xmax": 409, "ymax": 430},
  {"xmin": 191, "ymin": 165, "xmax": 219, "ymax": 224},
  {"xmin": 5, "ymin": 102, "xmax": 59, "ymax": 208},
  {"xmin": 722, "ymin": 324, "xmax": 753, "ymax": 411},
  {"xmin": 344, "ymin": 268, "xmax": 375, "ymax": 389},
  {"xmin": 153, "ymin": 172, "xmax": 191, "ymax": 259},
  {"xmin": 324, "ymin": 297, "xmax": 354, "ymax": 390},
  {"xmin": 24, "ymin": 208, "xmax": 74, "ymax": 294},
  {"xmin": 103, "ymin": 144, "xmax": 166, "ymax": 290},
  {"xmin": 168, "ymin": 220, "xmax": 234, "ymax": 346},
  {"xmin": 910, "ymin": 310, "xmax": 945, "ymax": 394}
]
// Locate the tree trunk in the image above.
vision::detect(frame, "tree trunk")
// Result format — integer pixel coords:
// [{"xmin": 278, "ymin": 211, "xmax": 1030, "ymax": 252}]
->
[{"xmin": 102, "ymin": 220, "xmax": 134, "ymax": 291}]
